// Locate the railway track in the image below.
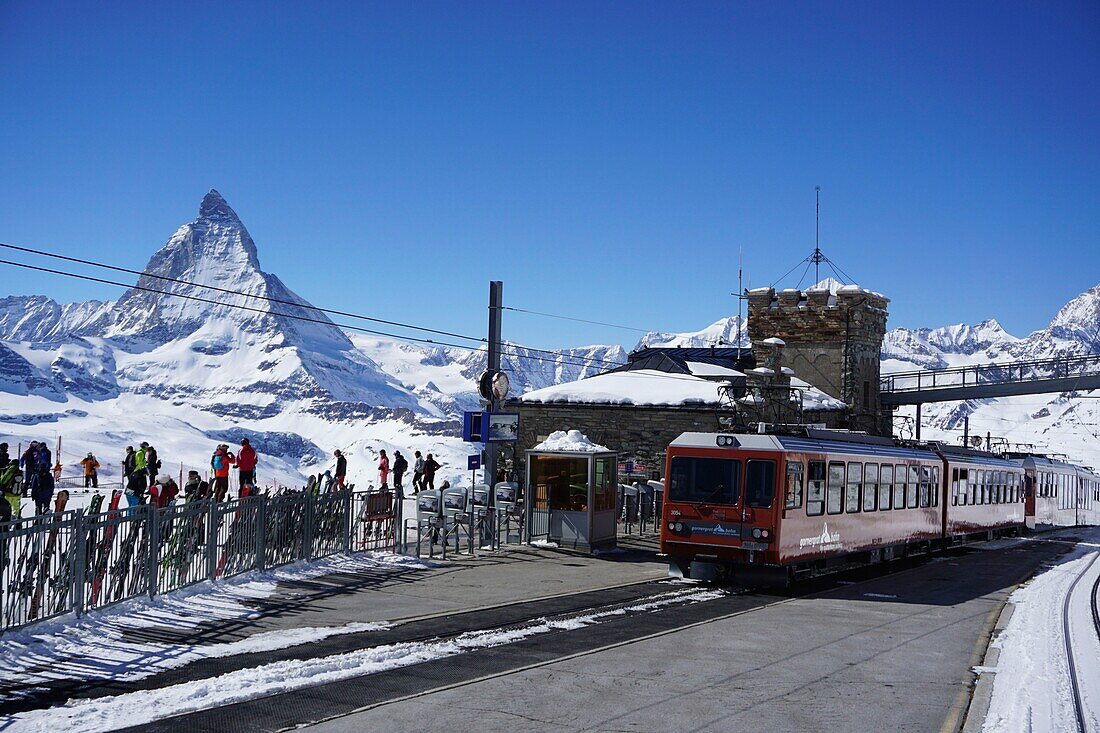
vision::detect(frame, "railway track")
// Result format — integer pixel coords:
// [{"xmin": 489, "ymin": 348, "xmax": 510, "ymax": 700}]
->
[{"xmin": 1063, "ymin": 550, "xmax": 1100, "ymax": 733}]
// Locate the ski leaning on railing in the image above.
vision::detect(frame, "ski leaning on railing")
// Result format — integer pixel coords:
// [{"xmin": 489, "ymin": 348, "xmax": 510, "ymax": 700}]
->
[{"xmin": 27, "ymin": 491, "xmax": 70, "ymax": 620}]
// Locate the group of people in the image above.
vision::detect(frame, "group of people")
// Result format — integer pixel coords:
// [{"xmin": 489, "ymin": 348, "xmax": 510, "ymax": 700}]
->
[
  {"xmin": 374, "ymin": 449, "xmax": 441, "ymax": 498},
  {"xmin": 0, "ymin": 441, "xmax": 58, "ymax": 516}
]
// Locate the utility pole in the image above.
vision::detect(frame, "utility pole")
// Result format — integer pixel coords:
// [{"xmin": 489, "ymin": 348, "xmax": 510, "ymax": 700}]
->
[{"xmin": 485, "ymin": 281, "xmax": 503, "ymax": 490}]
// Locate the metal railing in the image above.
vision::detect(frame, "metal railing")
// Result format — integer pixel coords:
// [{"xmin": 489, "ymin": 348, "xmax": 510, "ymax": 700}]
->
[
  {"xmin": 0, "ymin": 488, "xmax": 399, "ymax": 635},
  {"xmin": 880, "ymin": 354, "xmax": 1100, "ymax": 394}
]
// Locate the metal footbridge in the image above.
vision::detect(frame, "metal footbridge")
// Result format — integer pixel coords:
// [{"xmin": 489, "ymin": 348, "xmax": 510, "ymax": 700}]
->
[{"xmin": 880, "ymin": 354, "xmax": 1100, "ymax": 406}]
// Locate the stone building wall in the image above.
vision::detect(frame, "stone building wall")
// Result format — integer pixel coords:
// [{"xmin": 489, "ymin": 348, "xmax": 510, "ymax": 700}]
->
[
  {"xmin": 513, "ymin": 401, "xmax": 845, "ymax": 478},
  {"xmin": 746, "ymin": 285, "xmax": 890, "ymax": 434}
]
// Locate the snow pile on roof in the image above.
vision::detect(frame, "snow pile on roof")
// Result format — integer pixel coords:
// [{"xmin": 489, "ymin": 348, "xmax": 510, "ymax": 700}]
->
[
  {"xmin": 761, "ymin": 337, "xmax": 786, "ymax": 346},
  {"xmin": 684, "ymin": 361, "xmax": 745, "ymax": 378},
  {"xmin": 520, "ymin": 369, "xmax": 723, "ymax": 407},
  {"xmin": 791, "ymin": 377, "xmax": 847, "ymax": 410},
  {"xmin": 532, "ymin": 430, "xmax": 610, "ymax": 453}
]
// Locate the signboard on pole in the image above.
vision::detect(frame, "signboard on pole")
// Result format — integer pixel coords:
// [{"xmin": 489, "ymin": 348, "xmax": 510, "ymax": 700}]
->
[
  {"xmin": 486, "ymin": 413, "xmax": 519, "ymax": 442},
  {"xmin": 467, "ymin": 455, "xmax": 482, "ymax": 471},
  {"xmin": 463, "ymin": 411, "xmax": 485, "ymax": 442}
]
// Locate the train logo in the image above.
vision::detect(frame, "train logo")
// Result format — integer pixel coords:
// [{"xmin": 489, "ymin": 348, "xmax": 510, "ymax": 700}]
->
[{"xmin": 799, "ymin": 523, "xmax": 841, "ymax": 550}]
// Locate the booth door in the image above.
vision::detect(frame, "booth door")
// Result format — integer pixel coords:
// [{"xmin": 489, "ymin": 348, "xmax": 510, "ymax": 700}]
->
[{"xmin": 590, "ymin": 456, "xmax": 618, "ymax": 544}]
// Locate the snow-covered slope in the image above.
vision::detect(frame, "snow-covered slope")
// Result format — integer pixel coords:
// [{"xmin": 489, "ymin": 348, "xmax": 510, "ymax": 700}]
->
[{"xmin": 636, "ymin": 316, "xmax": 748, "ymax": 349}]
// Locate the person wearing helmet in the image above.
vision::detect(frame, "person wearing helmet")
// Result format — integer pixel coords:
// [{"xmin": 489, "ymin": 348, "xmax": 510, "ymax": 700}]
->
[{"xmin": 80, "ymin": 452, "xmax": 100, "ymax": 488}]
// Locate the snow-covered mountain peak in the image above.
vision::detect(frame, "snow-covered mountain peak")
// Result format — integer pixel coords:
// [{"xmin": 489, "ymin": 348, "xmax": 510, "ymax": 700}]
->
[
  {"xmin": 198, "ymin": 188, "xmax": 239, "ymax": 221},
  {"xmin": 1047, "ymin": 284, "xmax": 1100, "ymax": 348},
  {"xmin": 635, "ymin": 315, "xmax": 747, "ymax": 350}
]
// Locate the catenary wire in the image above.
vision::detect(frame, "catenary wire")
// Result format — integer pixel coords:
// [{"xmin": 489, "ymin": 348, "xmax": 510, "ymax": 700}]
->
[
  {"xmin": 0, "ymin": 241, "xmax": 487, "ymax": 346},
  {"xmin": 500, "ymin": 306, "xmax": 652, "ymax": 333}
]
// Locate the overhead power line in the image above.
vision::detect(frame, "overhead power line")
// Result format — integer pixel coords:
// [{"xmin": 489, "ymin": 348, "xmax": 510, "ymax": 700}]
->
[{"xmin": 501, "ymin": 306, "xmax": 653, "ymax": 333}]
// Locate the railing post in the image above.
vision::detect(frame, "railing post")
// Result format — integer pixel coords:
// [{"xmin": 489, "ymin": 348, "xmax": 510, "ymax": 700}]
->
[
  {"xmin": 72, "ymin": 508, "xmax": 86, "ymax": 618},
  {"xmin": 393, "ymin": 490, "xmax": 402, "ymax": 553},
  {"xmin": 256, "ymin": 496, "xmax": 267, "ymax": 572},
  {"xmin": 304, "ymin": 492, "xmax": 314, "ymax": 561},
  {"xmin": 147, "ymin": 504, "xmax": 159, "ymax": 597},
  {"xmin": 206, "ymin": 499, "xmax": 218, "ymax": 581},
  {"xmin": 343, "ymin": 490, "xmax": 353, "ymax": 553}
]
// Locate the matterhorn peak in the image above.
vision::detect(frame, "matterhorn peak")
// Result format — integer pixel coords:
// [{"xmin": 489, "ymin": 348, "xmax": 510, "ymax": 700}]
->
[{"xmin": 198, "ymin": 188, "xmax": 239, "ymax": 221}]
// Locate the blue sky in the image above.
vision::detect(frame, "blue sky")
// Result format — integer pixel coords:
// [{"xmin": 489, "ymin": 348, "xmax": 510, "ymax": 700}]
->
[{"xmin": 1, "ymin": 1, "xmax": 1097, "ymax": 350}]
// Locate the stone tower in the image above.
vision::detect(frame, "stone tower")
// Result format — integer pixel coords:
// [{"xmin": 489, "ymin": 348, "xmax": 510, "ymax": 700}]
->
[{"xmin": 746, "ymin": 283, "xmax": 889, "ymax": 434}]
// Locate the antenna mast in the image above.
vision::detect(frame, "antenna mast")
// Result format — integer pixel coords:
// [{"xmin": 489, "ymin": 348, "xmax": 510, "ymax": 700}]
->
[
  {"xmin": 737, "ymin": 247, "xmax": 744, "ymax": 347},
  {"xmin": 811, "ymin": 185, "xmax": 825, "ymax": 284}
]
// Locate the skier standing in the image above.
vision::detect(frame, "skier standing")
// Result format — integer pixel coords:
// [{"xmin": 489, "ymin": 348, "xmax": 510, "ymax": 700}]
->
[
  {"xmin": 145, "ymin": 443, "xmax": 160, "ymax": 486},
  {"xmin": 211, "ymin": 444, "xmax": 235, "ymax": 501},
  {"xmin": 81, "ymin": 453, "xmax": 101, "ymax": 488},
  {"xmin": 0, "ymin": 442, "xmax": 9, "ymax": 467},
  {"xmin": 422, "ymin": 453, "xmax": 441, "ymax": 492},
  {"xmin": 20, "ymin": 442, "xmax": 37, "ymax": 496},
  {"xmin": 333, "ymin": 449, "xmax": 347, "ymax": 487},
  {"xmin": 378, "ymin": 449, "xmax": 390, "ymax": 489},
  {"xmin": 133, "ymin": 442, "xmax": 149, "ymax": 494},
  {"xmin": 31, "ymin": 442, "xmax": 54, "ymax": 515},
  {"xmin": 183, "ymin": 470, "xmax": 209, "ymax": 501},
  {"xmin": 412, "ymin": 451, "xmax": 425, "ymax": 493},
  {"xmin": 236, "ymin": 438, "xmax": 258, "ymax": 491},
  {"xmin": 392, "ymin": 451, "xmax": 408, "ymax": 499}
]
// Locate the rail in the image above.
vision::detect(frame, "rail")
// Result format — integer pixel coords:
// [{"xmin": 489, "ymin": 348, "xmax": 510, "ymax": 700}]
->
[{"xmin": 0, "ymin": 487, "xmax": 400, "ymax": 635}]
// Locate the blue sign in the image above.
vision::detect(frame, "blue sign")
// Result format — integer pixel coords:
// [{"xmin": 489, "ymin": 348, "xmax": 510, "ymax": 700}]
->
[
  {"xmin": 462, "ymin": 411, "xmax": 486, "ymax": 442},
  {"xmin": 468, "ymin": 455, "xmax": 482, "ymax": 471}
]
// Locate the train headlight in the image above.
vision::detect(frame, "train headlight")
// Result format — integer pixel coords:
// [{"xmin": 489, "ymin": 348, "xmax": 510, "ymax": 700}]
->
[
  {"xmin": 752, "ymin": 528, "xmax": 762, "ymax": 539},
  {"xmin": 674, "ymin": 522, "xmax": 684, "ymax": 532},
  {"xmin": 760, "ymin": 529, "xmax": 770, "ymax": 540},
  {"xmin": 667, "ymin": 522, "xmax": 676, "ymax": 531}
]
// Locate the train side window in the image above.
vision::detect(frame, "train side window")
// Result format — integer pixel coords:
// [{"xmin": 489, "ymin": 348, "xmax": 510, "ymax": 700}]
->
[
  {"xmin": 998, "ymin": 472, "xmax": 1006, "ymax": 504},
  {"xmin": 932, "ymin": 466, "xmax": 940, "ymax": 506},
  {"xmin": 951, "ymin": 468, "xmax": 960, "ymax": 506},
  {"xmin": 962, "ymin": 469, "xmax": 971, "ymax": 505},
  {"xmin": 879, "ymin": 465, "xmax": 893, "ymax": 510},
  {"xmin": 827, "ymin": 462, "xmax": 845, "ymax": 515},
  {"xmin": 863, "ymin": 464, "xmax": 878, "ymax": 512},
  {"xmin": 918, "ymin": 466, "xmax": 931, "ymax": 508},
  {"xmin": 894, "ymin": 464, "xmax": 906, "ymax": 509},
  {"xmin": 905, "ymin": 465, "xmax": 918, "ymax": 508},
  {"xmin": 979, "ymin": 470, "xmax": 987, "ymax": 504},
  {"xmin": 785, "ymin": 461, "xmax": 804, "ymax": 510},
  {"xmin": 746, "ymin": 460, "xmax": 776, "ymax": 508},
  {"xmin": 846, "ymin": 462, "xmax": 862, "ymax": 513},
  {"xmin": 807, "ymin": 461, "xmax": 826, "ymax": 516}
]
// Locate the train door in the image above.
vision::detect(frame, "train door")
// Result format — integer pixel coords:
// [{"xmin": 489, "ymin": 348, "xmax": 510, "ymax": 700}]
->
[
  {"xmin": 741, "ymin": 457, "xmax": 778, "ymax": 551},
  {"xmin": 1024, "ymin": 471, "xmax": 1036, "ymax": 529}
]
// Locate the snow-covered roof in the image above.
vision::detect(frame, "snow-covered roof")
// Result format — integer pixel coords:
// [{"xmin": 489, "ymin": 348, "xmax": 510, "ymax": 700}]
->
[
  {"xmin": 520, "ymin": 369, "xmax": 723, "ymax": 407},
  {"xmin": 684, "ymin": 361, "xmax": 745, "ymax": 378},
  {"xmin": 532, "ymin": 430, "xmax": 610, "ymax": 453},
  {"xmin": 519, "ymin": 367, "xmax": 845, "ymax": 411}
]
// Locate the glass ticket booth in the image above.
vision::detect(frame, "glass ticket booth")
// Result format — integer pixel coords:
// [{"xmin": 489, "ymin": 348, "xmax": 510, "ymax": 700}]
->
[{"xmin": 525, "ymin": 449, "xmax": 618, "ymax": 551}]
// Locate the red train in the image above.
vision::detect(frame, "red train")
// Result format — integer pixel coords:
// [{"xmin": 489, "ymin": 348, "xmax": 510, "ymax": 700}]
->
[{"xmin": 659, "ymin": 429, "xmax": 1096, "ymax": 584}]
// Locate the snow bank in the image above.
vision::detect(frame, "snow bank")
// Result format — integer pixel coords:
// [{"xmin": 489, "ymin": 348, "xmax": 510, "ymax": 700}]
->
[{"xmin": 532, "ymin": 430, "xmax": 609, "ymax": 453}]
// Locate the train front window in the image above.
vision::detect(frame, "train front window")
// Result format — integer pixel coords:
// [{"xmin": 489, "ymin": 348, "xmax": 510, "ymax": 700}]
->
[
  {"xmin": 668, "ymin": 457, "xmax": 740, "ymax": 505},
  {"xmin": 746, "ymin": 460, "xmax": 775, "ymax": 508}
]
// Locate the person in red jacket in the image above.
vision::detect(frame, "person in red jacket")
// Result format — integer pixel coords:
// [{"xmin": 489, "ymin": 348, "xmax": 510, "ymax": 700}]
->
[
  {"xmin": 378, "ymin": 449, "xmax": 390, "ymax": 489},
  {"xmin": 211, "ymin": 444, "xmax": 236, "ymax": 501},
  {"xmin": 236, "ymin": 438, "xmax": 258, "ymax": 492}
]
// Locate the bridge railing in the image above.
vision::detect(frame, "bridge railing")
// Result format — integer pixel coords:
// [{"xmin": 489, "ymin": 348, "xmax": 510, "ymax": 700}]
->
[{"xmin": 881, "ymin": 354, "xmax": 1100, "ymax": 394}]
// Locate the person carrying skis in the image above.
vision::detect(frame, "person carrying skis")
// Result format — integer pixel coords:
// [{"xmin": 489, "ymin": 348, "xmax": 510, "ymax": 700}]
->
[
  {"xmin": 81, "ymin": 452, "xmax": 101, "ymax": 488},
  {"xmin": 392, "ymin": 451, "xmax": 408, "ymax": 499},
  {"xmin": 145, "ymin": 443, "xmax": 160, "ymax": 486},
  {"xmin": 422, "ymin": 453, "xmax": 441, "ymax": 492},
  {"xmin": 211, "ymin": 444, "xmax": 235, "ymax": 501},
  {"xmin": 378, "ymin": 449, "xmax": 390, "ymax": 489},
  {"xmin": 412, "ymin": 451, "xmax": 425, "ymax": 493},
  {"xmin": 236, "ymin": 438, "xmax": 257, "ymax": 491},
  {"xmin": 333, "ymin": 449, "xmax": 347, "ymax": 487}
]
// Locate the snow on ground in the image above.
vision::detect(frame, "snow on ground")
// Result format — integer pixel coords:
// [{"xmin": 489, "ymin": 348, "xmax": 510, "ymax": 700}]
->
[
  {"xmin": 4, "ymin": 588, "xmax": 724, "ymax": 732},
  {"xmin": 0, "ymin": 552, "xmax": 430, "ymax": 698},
  {"xmin": 980, "ymin": 526, "xmax": 1100, "ymax": 733}
]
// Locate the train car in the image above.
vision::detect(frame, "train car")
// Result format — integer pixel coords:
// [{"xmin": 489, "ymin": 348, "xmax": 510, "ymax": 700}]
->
[
  {"xmin": 935, "ymin": 444, "xmax": 1026, "ymax": 540},
  {"xmin": 1074, "ymin": 464, "xmax": 1100, "ymax": 526},
  {"xmin": 661, "ymin": 430, "xmax": 944, "ymax": 583},
  {"xmin": 1010, "ymin": 453, "xmax": 1092, "ymax": 529}
]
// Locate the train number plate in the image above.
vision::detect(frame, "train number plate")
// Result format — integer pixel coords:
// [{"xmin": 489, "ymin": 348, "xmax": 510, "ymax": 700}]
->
[{"xmin": 741, "ymin": 541, "xmax": 769, "ymax": 551}]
